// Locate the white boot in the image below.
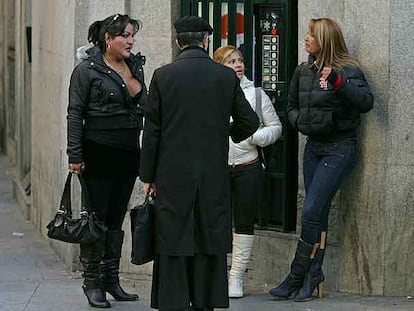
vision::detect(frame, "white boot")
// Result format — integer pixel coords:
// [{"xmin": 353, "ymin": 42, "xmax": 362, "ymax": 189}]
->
[{"xmin": 228, "ymin": 233, "xmax": 254, "ymax": 298}]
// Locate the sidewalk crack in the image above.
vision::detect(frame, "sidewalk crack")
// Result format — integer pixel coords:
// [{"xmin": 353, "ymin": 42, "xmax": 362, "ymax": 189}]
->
[{"xmin": 23, "ymin": 283, "xmax": 40, "ymax": 311}]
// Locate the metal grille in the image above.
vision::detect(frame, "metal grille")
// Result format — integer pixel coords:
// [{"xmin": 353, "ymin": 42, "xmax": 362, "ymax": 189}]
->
[{"xmin": 181, "ymin": 0, "xmax": 298, "ymax": 232}]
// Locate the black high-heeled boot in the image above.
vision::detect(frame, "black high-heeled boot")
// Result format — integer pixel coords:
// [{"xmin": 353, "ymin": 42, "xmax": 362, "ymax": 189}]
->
[
  {"xmin": 295, "ymin": 232, "xmax": 327, "ymax": 302},
  {"xmin": 101, "ymin": 230, "xmax": 139, "ymax": 301},
  {"xmin": 80, "ymin": 241, "xmax": 111, "ymax": 308},
  {"xmin": 269, "ymin": 239, "xmax": 314, "ymax": 300}
]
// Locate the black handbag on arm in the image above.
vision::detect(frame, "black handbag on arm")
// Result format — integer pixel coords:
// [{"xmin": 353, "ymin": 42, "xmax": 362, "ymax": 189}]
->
[
  {"xmin": 130, "ymin": 193, "xmax": 154, "ymax": 265},
  {"xmin": 46, "ymin": 172, "xmax": 107, "ymax": 244}
]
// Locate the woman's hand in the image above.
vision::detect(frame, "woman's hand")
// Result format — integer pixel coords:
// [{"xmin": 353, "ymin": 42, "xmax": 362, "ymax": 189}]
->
[
  {"xmin": 143, "ymin": 183, "xmax": 156, "ymax": 197},
  {"xmin": 319, "ymin": 66, "xmax": 332, "ymax": 90},
  {"xmin": 69, "ymin": 162, "xmax": 84, "ymax": 174},
  {"xmin": 321, "ymin": 66, "xmax": 332, "ymax": 79}
]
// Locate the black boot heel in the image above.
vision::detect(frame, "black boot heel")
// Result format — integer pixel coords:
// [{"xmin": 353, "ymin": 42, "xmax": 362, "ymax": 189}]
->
[
  {"xmin": 83, "ymin": 285, "xmax": 111, "ymax": 308},
  {"xmin": 105, "ymin": 282, "xmax": 139, "ymax": 301}
]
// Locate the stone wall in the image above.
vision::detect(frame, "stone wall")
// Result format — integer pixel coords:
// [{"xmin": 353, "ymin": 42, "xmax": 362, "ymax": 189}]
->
[
  {"xmin": 31, "ymin": 0, "xmax": 79, "ymax": 269},
  {"xmin": 0, "ymin": 0, "xmax": 5, "ymax": 151},
  {"xmin": 1, "ymin": 0, "xmax": 16, "ymax": 159},
  {"xmin": 382, "ymin": 0, "xmax": 414, "ymax": 296}
]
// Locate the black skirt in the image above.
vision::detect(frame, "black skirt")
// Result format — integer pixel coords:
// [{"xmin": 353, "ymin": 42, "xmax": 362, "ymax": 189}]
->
[
  {"xmin": 82, "ymin": 138, "xmax": 139, "ymax": 177},
  {"xmin": 151, "ymin": 254, "xmax": 229, "ymax": 310}
]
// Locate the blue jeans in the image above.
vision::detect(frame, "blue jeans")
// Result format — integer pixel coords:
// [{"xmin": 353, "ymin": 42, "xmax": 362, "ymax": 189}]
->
[{"xmin": 300, "ymin": 139, "xmax": 357, "ymax": 244}]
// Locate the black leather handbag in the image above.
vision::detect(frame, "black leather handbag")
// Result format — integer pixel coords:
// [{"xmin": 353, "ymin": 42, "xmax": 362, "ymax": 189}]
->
[
  {"xmin": 46, "ymin": 172, "xmax": 107, "ymax": 244},
  {"xmin": 130, "ymin": 194, "xmax": 154, "ymax": 265}
]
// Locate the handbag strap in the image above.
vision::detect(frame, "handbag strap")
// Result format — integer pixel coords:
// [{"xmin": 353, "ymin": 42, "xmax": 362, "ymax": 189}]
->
[
  {"xmin": 58, "ymin": 172, "xmax": 92, "ymax": 217},
  {"xmin": 77, "ymin": 174, "xmax": 92, "ymax": 214},
  {"xmin": 59, "ymin": 172, "xmax": 73, "ymax": 216},
  {"xmin": 255, "ymin": 87, "xmax": 264, "ymax": 126},
  {"xmin": 254, "ymin": 88, "xmax": 267, "ymax": 168}
]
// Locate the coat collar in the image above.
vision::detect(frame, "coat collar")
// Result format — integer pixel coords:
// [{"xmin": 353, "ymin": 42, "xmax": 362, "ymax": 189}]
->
[
  {"xmin": 308, "ymin": 54, "xmax": 321, "ymax": 71},
  {"xmin": 175, "ymin": 46, "xmax": 210, "ymax": 61},
  {"xmin": 84, "ymin": 46, "xmax": 144, "ymax": 74},
  {"xmin": 240, "ymin": 75, "xmax": 254, "ymax": 90}
]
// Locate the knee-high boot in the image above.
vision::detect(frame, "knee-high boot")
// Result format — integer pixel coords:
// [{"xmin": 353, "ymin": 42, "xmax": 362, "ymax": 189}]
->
[
  {"xmin": 80, "ymin": 241, "xmax": 111, "ymax": 308},
  {"xmin": 228, "ymin": 233, "xmax": 255, "ymax": 298},
  {"xmin": 295, "ymin": 232, "xmax": 327, "ymax": 302},
  {"xmin": 100, "ymin": 230, "xmax": 139, "ymax": 301},
  {"xmin": 269, "ymin": 239, "xmax": 314, "ymax": 300}
]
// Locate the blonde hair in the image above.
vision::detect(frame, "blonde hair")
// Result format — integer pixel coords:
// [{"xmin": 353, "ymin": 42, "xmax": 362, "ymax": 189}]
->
[
  {"xmin": 309, "ymin": 17, "xmax": 359, "ymax": 69},
  {"xmin": 213, "ymin": 45, "xmax": 242, "ymax": 64}
]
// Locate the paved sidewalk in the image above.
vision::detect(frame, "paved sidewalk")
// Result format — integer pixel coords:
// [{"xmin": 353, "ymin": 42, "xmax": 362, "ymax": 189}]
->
[{"xmin": 0, "ymin": 154, "xmax": 413, "ymax": 311}]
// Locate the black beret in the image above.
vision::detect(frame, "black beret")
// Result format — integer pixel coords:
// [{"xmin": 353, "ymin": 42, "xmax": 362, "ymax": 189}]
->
[{"xmin": 174, "ymin": 15, "xmax": 213, "ymax": 34}]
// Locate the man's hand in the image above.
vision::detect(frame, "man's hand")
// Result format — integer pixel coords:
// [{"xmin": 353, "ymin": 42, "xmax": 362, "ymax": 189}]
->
[
  {"xmin": 69, "ymin": 162, "xmax": 85, "ymax": 174},
  {"xmin": 143, "ymin": 183, "xmax": 156, "ymax": 197}
]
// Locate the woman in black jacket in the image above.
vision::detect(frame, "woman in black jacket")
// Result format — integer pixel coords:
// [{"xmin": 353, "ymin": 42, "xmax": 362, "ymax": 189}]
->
[
  {"xmin": 67, "ymin": 14, "xmax": 147, "ymax": 308},
  {"xmin": 269, "ymin": 17, "xmax": 373, "ymax": 302}
]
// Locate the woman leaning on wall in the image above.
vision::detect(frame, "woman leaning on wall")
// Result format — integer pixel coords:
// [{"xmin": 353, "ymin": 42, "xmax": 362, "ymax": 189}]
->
[{"xmin": 269, "ymin": 17, "xmax": 373, "ymax": 302}]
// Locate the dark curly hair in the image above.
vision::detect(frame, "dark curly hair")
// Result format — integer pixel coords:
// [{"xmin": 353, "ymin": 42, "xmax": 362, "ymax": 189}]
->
[{"xmin": 87, "ymin": 14, "xmax": 142, "ymax": 53}]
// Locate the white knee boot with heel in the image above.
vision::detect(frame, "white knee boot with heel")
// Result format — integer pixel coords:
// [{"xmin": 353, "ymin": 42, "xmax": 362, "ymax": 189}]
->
[{"xmin": 228, "ymin": 233, "xmax": 255, "ymax": 298}]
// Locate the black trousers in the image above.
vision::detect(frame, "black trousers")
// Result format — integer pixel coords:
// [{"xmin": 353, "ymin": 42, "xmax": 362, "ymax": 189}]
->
[
  {"xmin": 151, "ymin": 254, "xmax": 228, "ymax": 310},
  {"xmin": 229, "ymin": 161, "xmax": 263, "ymax": 235},
  {"xmin": 83, "ymin": 172, "xmax": 136, "ymax": 230},
  {"xmin": 82, "ymin": 139, "xmax": 138, "ymax": 230}
]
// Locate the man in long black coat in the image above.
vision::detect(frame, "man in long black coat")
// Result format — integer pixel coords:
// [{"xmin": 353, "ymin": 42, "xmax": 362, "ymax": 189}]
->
[{"xmin": 140, "ymin": 16, "xmax": 259, "ymax": 311}]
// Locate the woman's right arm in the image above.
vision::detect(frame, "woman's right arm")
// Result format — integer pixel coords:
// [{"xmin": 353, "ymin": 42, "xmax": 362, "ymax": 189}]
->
[{"xmin": 67, "ymin": 63, "xmax": 90, "ymax": 165}]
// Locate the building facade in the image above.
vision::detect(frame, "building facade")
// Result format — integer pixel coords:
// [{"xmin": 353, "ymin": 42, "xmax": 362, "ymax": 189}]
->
[{"xmin": 0, "ymin": 0, "xmax": 412, "ymax": 296}]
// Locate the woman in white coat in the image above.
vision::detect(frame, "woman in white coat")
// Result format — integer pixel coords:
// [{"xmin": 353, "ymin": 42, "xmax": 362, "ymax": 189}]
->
[{"xmin": 213, "ymin": 45, "xmax": 282, "ymax": 298}]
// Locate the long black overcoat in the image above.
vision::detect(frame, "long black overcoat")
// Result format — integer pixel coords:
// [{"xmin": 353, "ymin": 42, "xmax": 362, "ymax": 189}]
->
[{"xmin": 140, "ymin": 46, "xmax": 259, "ymax": 256}]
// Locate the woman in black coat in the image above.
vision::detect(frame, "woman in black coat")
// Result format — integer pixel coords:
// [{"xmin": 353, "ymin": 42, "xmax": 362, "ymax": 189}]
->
[
  {"xmin": 67, "ymin": 14, "xmax": 146, "ymax": 308},
  {"xmin": 269, "ymin": 17, "xmax": 373, "ymax": 302}
]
